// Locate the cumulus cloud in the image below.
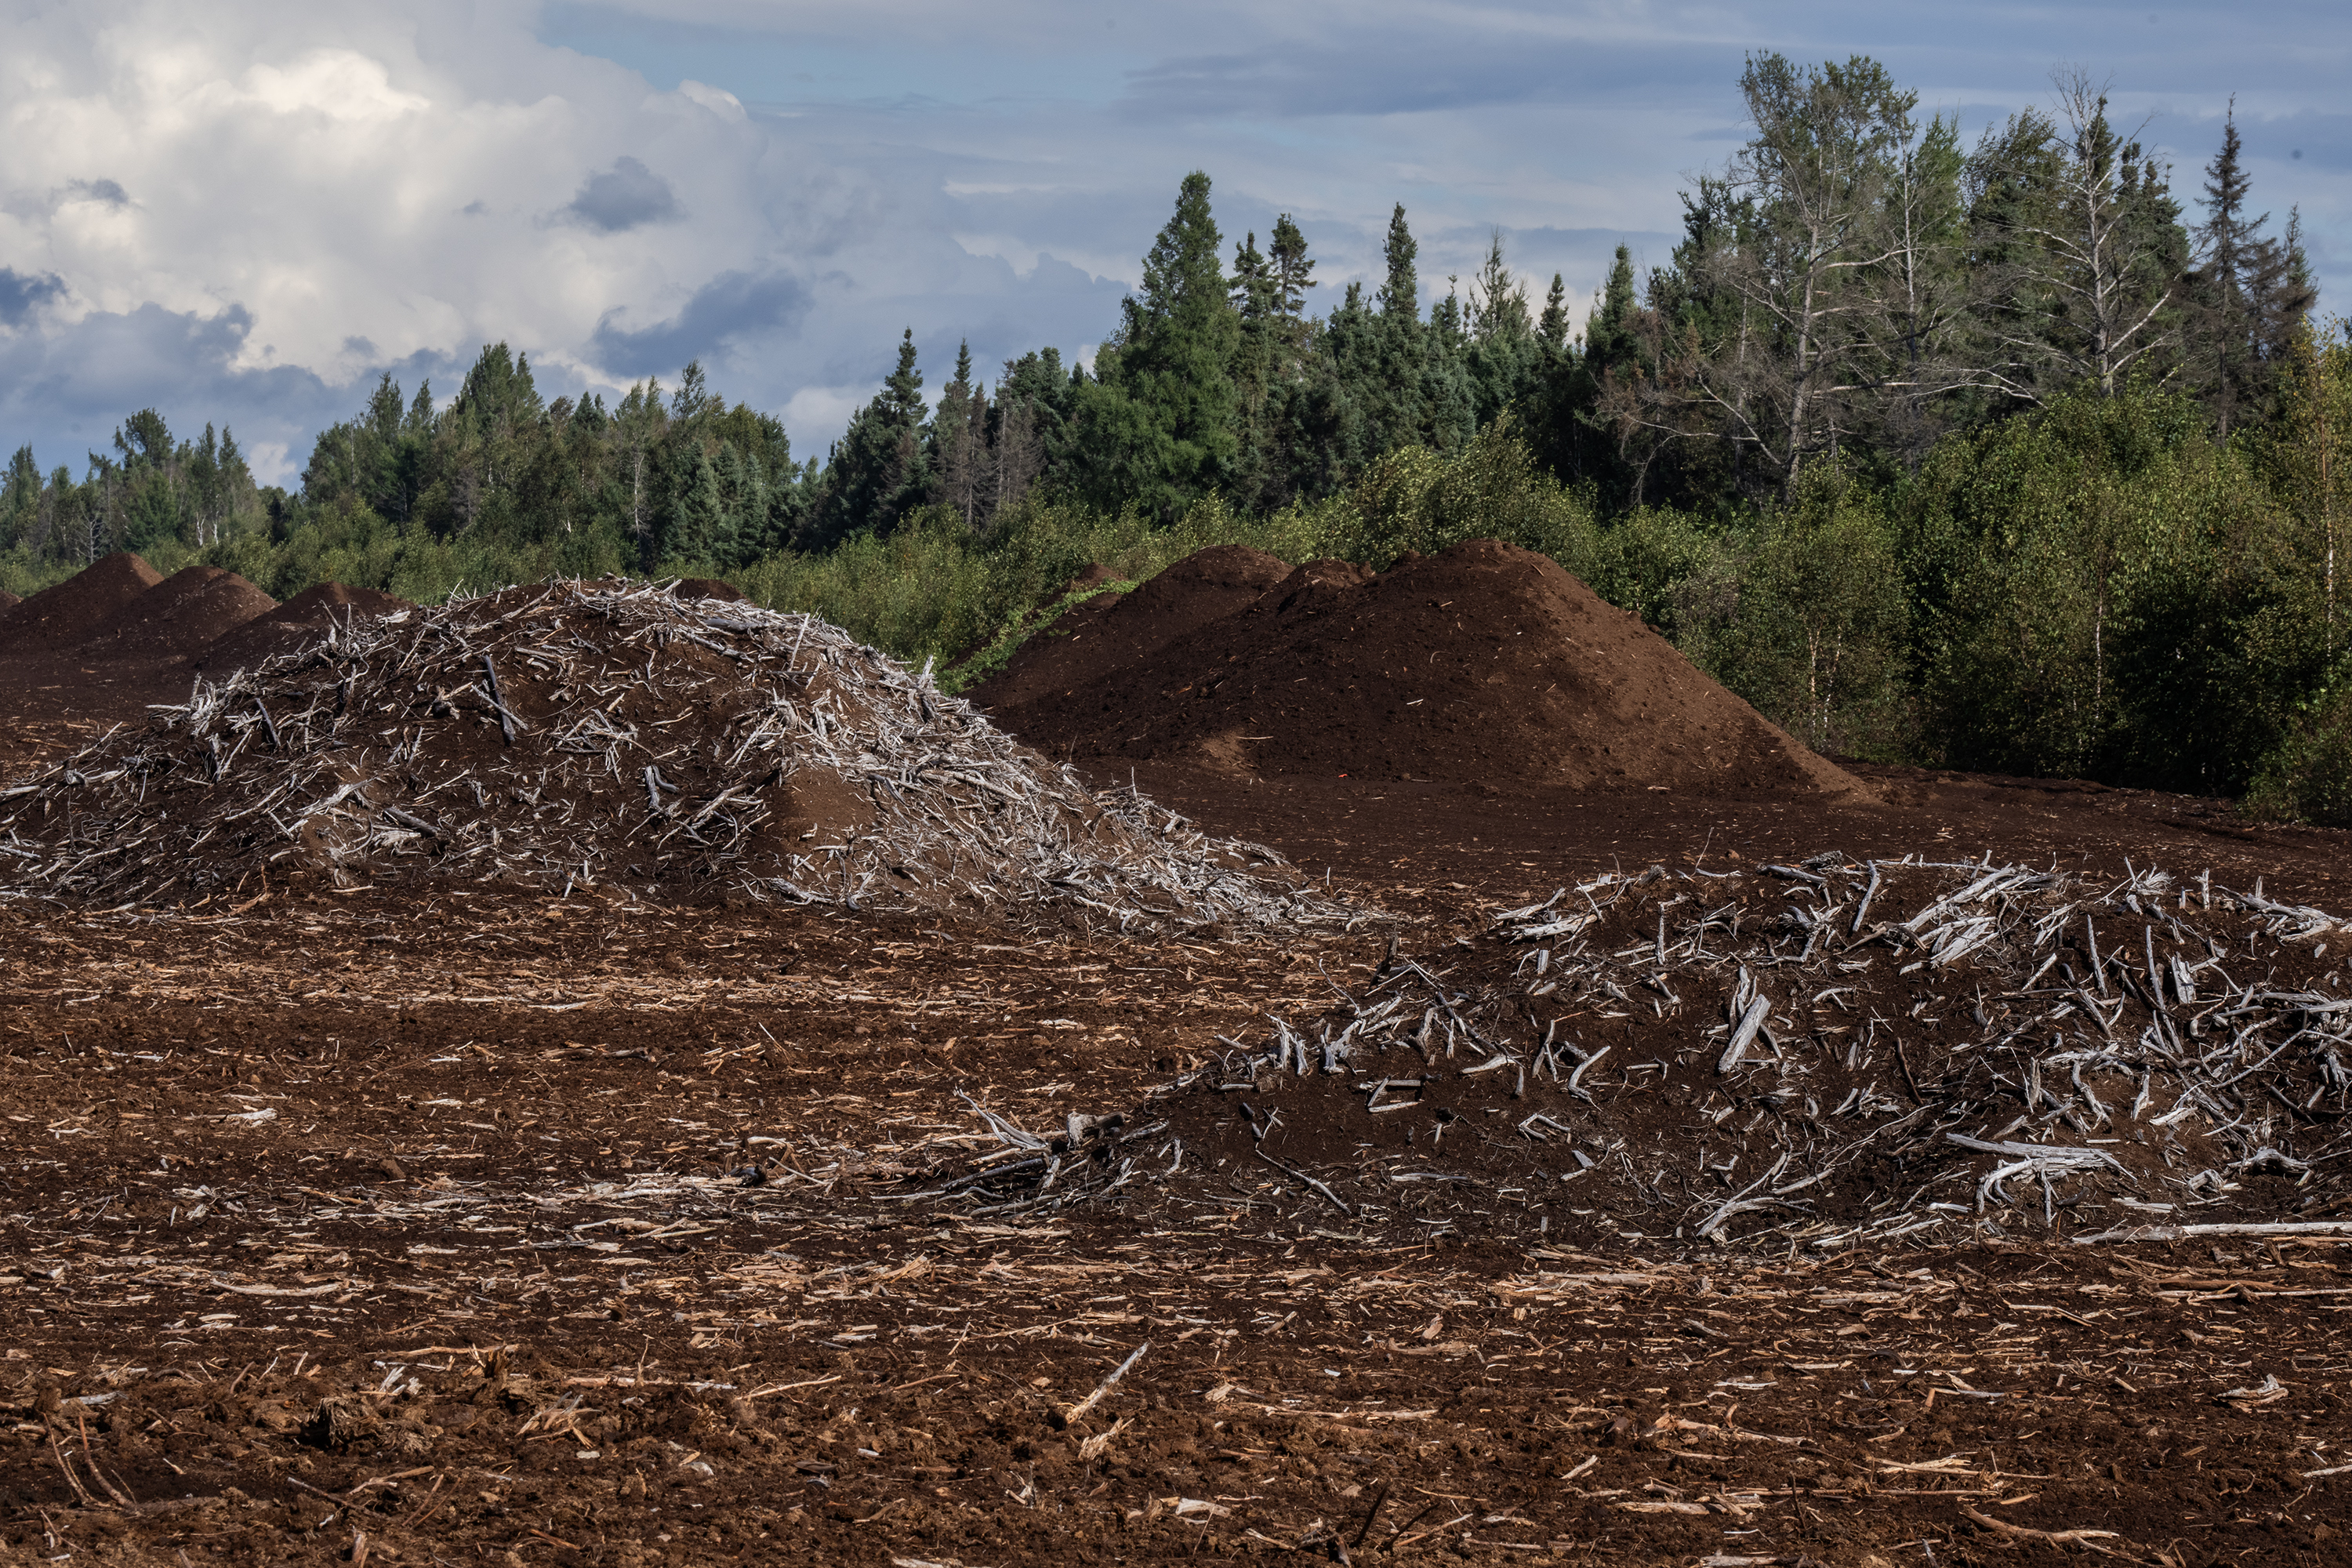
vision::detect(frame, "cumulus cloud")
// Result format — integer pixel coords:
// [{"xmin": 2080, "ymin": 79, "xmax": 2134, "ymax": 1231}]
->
[
  {"xmin": 0, "ymin": 267, "xmax": 67, "ymax": 328},
  {"xmin": 591, "ymin": 267, "xmax": 810, "ymax": 374},
  {"xmin": 561, "ymin": 156, "xmax": 681, "ymax": 231}
]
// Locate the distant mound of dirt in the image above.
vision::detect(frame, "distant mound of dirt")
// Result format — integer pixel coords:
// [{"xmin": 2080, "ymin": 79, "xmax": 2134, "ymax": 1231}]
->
[
  {"xmin": 0, "ymin": 590, "xmax": 19, "ymax": 615},
  {"xmin": 0, "ymin": 553, "xmax": 164, "ymax": 655},
  {"xmin": 670, "ymin": 577, "xmax": 747, "ymax": 604},
  {"xmin": 74, "ymin": 564, "xmax": 276, "ymax": 662},
  {"xmin": 970, "ymin": 544, "xmax": 1294, "ymax": 714},
  {"xmin": 198, "ymin": 582, "xmax": 417, "ymax": 673},
  {"xmin": 978, "ymin": 539, "xmax": 1862, "ymax": 797}
]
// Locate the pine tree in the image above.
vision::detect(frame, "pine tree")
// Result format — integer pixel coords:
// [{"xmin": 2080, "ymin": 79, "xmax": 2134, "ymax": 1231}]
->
[
  {"xmin": 1269, "ymin": 216, "xmax": 1316, "ymax": 316},
  {"xmin": 2188, "ymin": 103, "xmax": 2317, "ymax": 437},
  {"xmin": 1468, "ymin": 231, "xmax": 1530, "ymax": 343},
  {"xmin": 1, "ymin": 444, "xmax": 40, "ymax": 551},
  {"xmin": 1378, "ymin": 204, "xmax": 1418, "ymax": 321},
  {"xmin": 807, "ymin": 329, "xmax": 931, "ymax": 546},
  {"xmin": 1589, "ymin": 245, "xmax": 1639, "ymax": 368},
  {"xmin": 1537, "ymin": 274, "xmax": 1570, "ymax": 352},
  {"xmin": 933, "ymin": 339, "xmax": 993, "ymax": 529},
  {"xmin": 1069, "ymin": 171, "xmax": 1241, "ymax": 521}
]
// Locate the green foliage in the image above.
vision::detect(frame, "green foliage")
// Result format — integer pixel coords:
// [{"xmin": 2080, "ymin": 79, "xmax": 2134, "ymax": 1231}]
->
[
  {"xmin": 5, "ymin": 69, "xmax": 2347, "ymax": 824},
  {"xmin": 1348, "ymin": 416, "xmax": 1595, "ymax": 568},
  {"xmin": 1903, "ymin": 381, "xmax": 2303, "ymax": 790},
  {"xmin": 2244, "ymin": 674, "xmax": 2352, "ymax": 826},
  {"xmin": 1709, "ymin": 461, "xmax": 1913, "ymax": 757},
  {"xmin": 1069, "ymin": 172, "xmax": 1244, "ymax": 522}
]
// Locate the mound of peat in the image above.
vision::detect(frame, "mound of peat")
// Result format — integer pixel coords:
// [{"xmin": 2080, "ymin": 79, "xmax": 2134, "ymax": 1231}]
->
[
  {"xmin": 978, "ymin": 539, "xmax": 1860, "ymax": 795},
  {"xmin": 0, "ymin": 579, "xmax": 1345, "ymax": 933},
  {"xmin": 197, "ymin": 581, "xmax": 417, "ymax": 674},
  {"xmin": 0, "ymin": 551, "xmax": 164, "ymax": 655},
  {"xmin": 667, "ymin": 575, "xmax": 746, "ymax": 604},
  {"xmin": 943, "ymin": 855, "xmax": 2352, "ymax": 1254},
  {"xmin": 974, "ymin": 544, "xmax": 1294, "ymax": 713},
  {"xmin": 71, "ymin": 563, "xmax": 277, "ymax": 662}
]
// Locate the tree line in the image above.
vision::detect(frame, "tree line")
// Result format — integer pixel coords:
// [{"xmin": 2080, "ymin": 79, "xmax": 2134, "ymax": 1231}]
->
[{"xmin": 1, "ymin": 56, "xmax": 2343, "ymax": 822}]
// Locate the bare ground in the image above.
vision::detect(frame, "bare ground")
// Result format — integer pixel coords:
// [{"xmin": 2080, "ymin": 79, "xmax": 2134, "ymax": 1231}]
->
[{"xmin": 4, "ymin": 765, "xmax": 2350, "ymax": 1567}]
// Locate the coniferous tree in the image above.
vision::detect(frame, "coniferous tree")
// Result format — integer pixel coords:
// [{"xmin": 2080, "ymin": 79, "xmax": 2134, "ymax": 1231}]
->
[
  {"xmin": 1068, "ymin": 171, "xmax": 1241, "ymax": 521},
  {"xmin": 808, "ymin": 329, "xmax": 930, "ymax": 547},
  {"xmin": 1267, "ymin": 213, "xmax": 1318, "ymax": 362},
  {"xmin": 1974, "ymin": 73, "xmax": 2187, "ymax": 401},
  {"xmin": 933, "ymin": 339, "xmax": 993, "ymax": 530},
  {"xmin": 2187, "ymin": 104, "xmax": 2316, "ymax": 437}
]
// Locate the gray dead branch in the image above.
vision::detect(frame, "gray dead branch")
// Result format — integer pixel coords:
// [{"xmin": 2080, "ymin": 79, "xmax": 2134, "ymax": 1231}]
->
[
  {"xmin": 931, "ymin": 854, "xmax": 2352, "ymax": 1254},
  {"xmin": 0, "ymin": 579, "xmax": 1355, "ymax": 937}
]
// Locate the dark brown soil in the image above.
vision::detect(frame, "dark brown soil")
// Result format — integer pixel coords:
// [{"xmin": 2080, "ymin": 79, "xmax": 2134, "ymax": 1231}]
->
[
  {"xmin": 5, "ymin": 563, "xmax": 2352, "ymax": 1566},
  {"xmin": 0, "ymin": 588, "xmax": 19, "ymax": 613},
  {"xmin": 974, "ymin": 544, "xmax": 1294, "ymax": 714},
  {"xmin": 670, "ymin": 578, "xmax": 747, "ymax": 604},
  {"xmin": 0, "ymin": 551, "xmax": 163, "ymax": 655},
  {"xmin": 71, "ymin": 564, "xmax": 277, "ymax": 662},
  {"xmin": 196, "ymin": 583, "xmax": 416, "ymax": 675},
  {"xmin": 975, "ymin": 540, "xmax": 1864, "ymax": 797}
]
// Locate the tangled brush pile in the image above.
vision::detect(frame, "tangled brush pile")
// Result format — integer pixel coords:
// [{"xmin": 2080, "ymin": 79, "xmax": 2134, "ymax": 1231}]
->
[{"xmin": 0, "ymin": 579, "xmax": 1348, "ymax": 935}]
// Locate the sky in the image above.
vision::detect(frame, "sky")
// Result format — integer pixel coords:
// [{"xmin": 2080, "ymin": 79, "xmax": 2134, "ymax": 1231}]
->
[{"xmin": 1, "ymin": 0, "xmax": 2347, "ymax": 487}]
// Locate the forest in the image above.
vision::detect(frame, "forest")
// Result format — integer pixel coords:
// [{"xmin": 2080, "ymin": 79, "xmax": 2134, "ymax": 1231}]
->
[{"xmin": 2, "ymin": 56, "xmax": 2346, "ymax": 823}]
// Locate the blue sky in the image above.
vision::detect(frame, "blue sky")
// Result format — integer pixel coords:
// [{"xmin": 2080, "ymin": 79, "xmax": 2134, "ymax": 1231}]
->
[{"xmin": 1, "ymin": 0, "xmax": 2345, "ymax": 485}]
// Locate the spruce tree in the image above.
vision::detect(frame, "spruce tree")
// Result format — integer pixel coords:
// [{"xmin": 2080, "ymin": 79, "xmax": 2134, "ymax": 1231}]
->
[
  {"xmin": 806, "ymin": 329, "xmax": 930, "ymax": 546},
  {"xmin": 2189, "ymin": 103, "xmax": 2317, "ymax": 436},
  {"xmin": 1537, "ymin": 274, "xmax": 1570, "ymax": 351},
  {"xmin": 1069, "ymin": 170, "xmax": 1241, "ymax": 521},
  {"xmin": 1378, "ymin": 204, "xmax": 1418, "ymax": 320}
]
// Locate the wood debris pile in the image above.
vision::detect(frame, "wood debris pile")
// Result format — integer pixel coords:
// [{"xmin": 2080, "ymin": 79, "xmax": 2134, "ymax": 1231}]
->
[
  {"xmin": 0, "ymin": 579, "xmax": 1346, "ymax": 933},
  {"xmin": 936, "ymin": 854, "xmax": 2352, "ymax": 1253}
]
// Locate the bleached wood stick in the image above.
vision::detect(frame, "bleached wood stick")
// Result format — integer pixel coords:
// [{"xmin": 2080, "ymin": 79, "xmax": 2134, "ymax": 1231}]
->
[
  {"xmin": 1058, "ymin": 1341, "xmax": 1149, "ymax": 1427},
  {"xmin": 1718, "ymin": 996, "xmax": 1770, "ymax": 1073}
]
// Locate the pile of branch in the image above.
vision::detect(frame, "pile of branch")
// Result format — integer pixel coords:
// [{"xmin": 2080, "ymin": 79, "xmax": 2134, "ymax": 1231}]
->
[
  {"xmin": 938, "ymin": 854, "xmax": 2352, "ymax": 1249},
  {"xmin": 0, "ymin": 579, "xmax": 1349, "ymax": 935}
]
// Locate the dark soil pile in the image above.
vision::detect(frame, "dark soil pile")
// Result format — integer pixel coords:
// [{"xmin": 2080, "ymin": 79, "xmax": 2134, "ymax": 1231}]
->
[
  {"xmin": 0, "ymin": 579, "xmax": 1344, "ymax": 933},
  {"xmin": 195, "ymin": 581, "xmax": 416, "ymax": 673},
  {"xmin": 71, "ymin": 564, "xmax": 276, "ymax": 662},
  {"xmin": 0, "ymin": 588, "xmax": 18, "ymax": 614},
  {"xmin": 0, "ymin": 552, "xmax": 163, "ymax": 655},
  {"xmin": 977, "ymin": 539, "xmax": 1861, "ymax": 795},
  {"xmin": 669, "ymin": 576, "xmax": 746, "ymax": 603},
  {"xmin": 974, "ymin": 544, "xmax": 1294, "ymax": 713},
  {"xmin": 955, "ymin": 854, "xmax": 2351, "ymax": 1254}
]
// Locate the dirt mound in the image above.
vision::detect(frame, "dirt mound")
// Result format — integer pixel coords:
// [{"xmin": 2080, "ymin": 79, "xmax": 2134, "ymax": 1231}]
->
[
  {"xmin": 669, "ymin": 576, "xmax": 746, "ymax": 604},
  {"xmin": 71, "ymin": 564, "xmax": 277, "ymax": 662},
  {"xmin": 971, "ymin": 545, "xmax": 1294, "ymax": 713},
  {"xmin": 949, "ymin": 855, "xmax": 2351, "ymax": 1253},
  {"xmin": 0, "ymin": 552, "xmax": 163, "ymax": 655},
  {"xmin": 0, "ymin": 579, "xmax": 1346, "ymax": 932},
  {"xmin": 978, "ymin": 539, "xmax": 1862, "ymax": 796},
  {"xmin": 197, "ymin": 581, "xmax": 416, "ymax": 673},
  {"xmin": 0, "ymin": 589, "xmax": 18, "ymax": 614}
]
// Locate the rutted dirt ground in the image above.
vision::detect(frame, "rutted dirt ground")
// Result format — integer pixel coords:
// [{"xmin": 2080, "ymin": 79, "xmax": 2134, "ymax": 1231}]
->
[{"xmin": 5, "ymin": 772, "xmax": 2352, "ymax": 1566}]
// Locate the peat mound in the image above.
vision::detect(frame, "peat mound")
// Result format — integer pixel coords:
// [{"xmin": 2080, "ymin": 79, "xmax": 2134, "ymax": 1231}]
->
[
  {"xmin": 978, "ymin": 539, "xmax": 1860, "ymax": 796},
  {"xmin": 668, "ymin": 576, "xmax": 746, "ymax": 604},
  {"xmin": 0, "ymin": 579, "xmax": 1346, "ymax": 934},
  {"xmin": 972, "ymin": 545, "xmax": 1294, "ymax": 713},
  {"xmin": 72, "ymin": 564, "xmax": 277, "ymax": 662},
  {"xmin": 946, "ymin": 855, "xmax": 2352, "ymax": 1255},
  {"xmin": 0, "ymin": 552, "xmax": 164, "ymax": 655},
  {"xmin": 197, "ymin": 582, "xmax": 417, "ymax": 673}
]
